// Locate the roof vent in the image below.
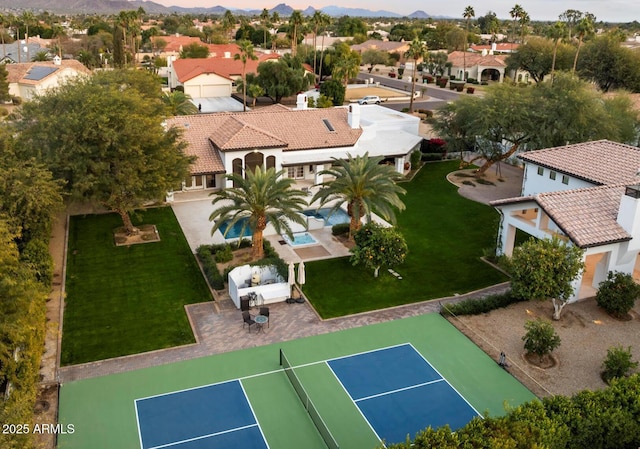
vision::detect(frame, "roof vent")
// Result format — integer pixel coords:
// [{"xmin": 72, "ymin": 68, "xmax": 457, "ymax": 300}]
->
[{"xmin": 322, "ymin": 119, "xmax": 335, "ymax": 132}]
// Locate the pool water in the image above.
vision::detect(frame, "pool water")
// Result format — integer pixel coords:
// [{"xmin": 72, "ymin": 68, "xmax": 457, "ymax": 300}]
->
[
  {"xmin": 218, "ymin": 217, "xmax": 252, "ymax": 239},
  {"xmin": 282, "ymin": 232, "xmax": 318, "ymax": 247},
  {"xmin": 303, "ymin": 208, "xmax": 350, "ymax": 226}
]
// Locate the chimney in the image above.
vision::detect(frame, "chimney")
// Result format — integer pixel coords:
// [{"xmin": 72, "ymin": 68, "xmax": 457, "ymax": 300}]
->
[
  {"xmin": 53, "ymin": 55, "xmax": 61, "ymax": 66},
  {"xmin": 348, "ymin": 103, "xmax": 360, "ymax": 129},
  {"xmin": 224, "ymin": 51, "xmax": 231, "ymax": 58},
  {"xmin": 490, "ymin": 42, "xmax": 497, "ymax": 55},
  {"xmin": 617, "ymin": 183, "xmax": 640, "ymax": 251},
  {"xmin": 296, "ymin": 93, "xmax": 308, "ymax": 110}
]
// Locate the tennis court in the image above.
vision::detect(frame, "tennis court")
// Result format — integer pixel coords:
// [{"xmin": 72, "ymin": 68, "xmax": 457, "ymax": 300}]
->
[{"xmin": 58, "ymin": 313, "xmax": 537, "ymax": 449}]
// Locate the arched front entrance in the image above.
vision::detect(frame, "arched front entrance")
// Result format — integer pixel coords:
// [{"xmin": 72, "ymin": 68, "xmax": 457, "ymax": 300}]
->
[{"xmin": 481, "ymin": 68, "xmax": 501, "ymax": 82}]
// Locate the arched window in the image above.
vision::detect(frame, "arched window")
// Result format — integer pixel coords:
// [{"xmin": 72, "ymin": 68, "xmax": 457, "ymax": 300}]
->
[
  {"xmin": 232, "ymin": 158, "xmax": 242, "ymax": 187},
  {"xmin": 245, "ymin": 151, "xmax": 264, "ymax": 175},
  {"xmin": 266, "ymin": 155, "xmax": 276, "ymax": 170}
]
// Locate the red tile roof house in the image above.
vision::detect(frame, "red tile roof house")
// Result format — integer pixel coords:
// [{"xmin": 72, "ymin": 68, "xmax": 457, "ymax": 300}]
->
[
  {"xmin": 446, "ymin": 51, "xmax": 508, "ymax": 83},
  {"xmin": 164, "ymin": 100, "xmax": 422, "ymax": 193},
  {"xmin": 491, "ymin": 140, "xmax": 640, "ymax": 302},
  {"xmin": 168, "ymin": 53, "xmax": 280, "ymax": 98}
]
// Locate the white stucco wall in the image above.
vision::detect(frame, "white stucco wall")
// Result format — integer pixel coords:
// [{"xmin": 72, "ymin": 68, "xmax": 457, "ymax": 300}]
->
[{"xmin": 522, "ymin": 163, "xmax": 595, "ymax": 196}]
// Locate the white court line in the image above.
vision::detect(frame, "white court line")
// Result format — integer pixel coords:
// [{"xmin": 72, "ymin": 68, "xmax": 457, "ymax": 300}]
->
[
  {"xmin": 147, "ymin": 424, "xmax": 259, "ymax": 449},
  {"xmin": 325, "ymin": 360, "xmax": 384, "ymax": 447},
  {"xmin": 134, "ymin": 399, "xmax": 144, "ymax": 449},
  {"xmin": 407, "ymin": 342, "xmax": 482, "ymax": 417},
  {"xmin": 239, "ymin": 379, "xmax": 271, "ymax": 449},
  {"xmin": 354, "ymin": 379, "xmax": 445, "ymax": 403}
]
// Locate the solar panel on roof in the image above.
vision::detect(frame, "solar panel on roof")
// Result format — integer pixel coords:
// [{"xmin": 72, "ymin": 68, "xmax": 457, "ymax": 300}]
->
[{"xmin": 24, "ymin": 66, "xmax": 57, "ymax": 81}]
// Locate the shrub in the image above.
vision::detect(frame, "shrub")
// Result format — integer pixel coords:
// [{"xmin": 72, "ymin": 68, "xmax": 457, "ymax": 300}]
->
[
  {"xmin": 332, "ymin": 222, "xmax": 350, "ymax": 236},
  {"xmin": 401, "ymin": 107, "xmax": 409, "ymax": 112},
  {"xmin": 320, "ymin": 79, "xmax": 345, "ymax": 106},
  {"xmin": 441, "ymin": 291, "xmax": 522, "ymax": 316},
  {"xmin": 410, "ymin": 150, "xmax": 421, "ymax": 167},
  {"xmin": 214, "ymin": 245, "xmax": 233, "ymax": 263},
  {"xmin": 398, "ymin": 67, "xmax": 405, "ymax": 77},
  {"xmin": 21, "ymin": 238, "xmax": 54, "ymax": 287},
  {"xmin": 596, "ymin": 271, "xmax": 640, "ymax": 318},
  {"xmin": 522, "ymin": 318, "xmax": 561, "ymax": 363},
  {"xmin": 481, "ymin": 81, "xmax": 489, "ymax": 85},
  {"xmin": 467, "ymin": 77, "xmax": 477, "ymax": 84},
  {"xmin": 12, "ymin": 96, "xmax": 23, "ymax": 105},
  {"xmin": 196, "ymin": 245, "xmax": 225, "ymax": 290},
  {"xmin": 602, "ymin": 346, "xmax": 638, "ymax": 384},
  {"xmin": 421, "ymin": 153, "xmax": 445, "ymax": 161}
]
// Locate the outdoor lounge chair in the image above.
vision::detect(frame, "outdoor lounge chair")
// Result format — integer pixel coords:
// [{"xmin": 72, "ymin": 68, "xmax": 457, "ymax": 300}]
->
[{"xmin": 242, "ymin": 311, "xmax": 256, "ymax": 332}]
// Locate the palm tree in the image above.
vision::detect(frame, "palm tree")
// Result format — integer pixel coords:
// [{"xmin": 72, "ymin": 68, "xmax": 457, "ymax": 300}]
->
[
  {"xmin": 310, "ymin": 10, "xmax": 325, "ymax": 79},
  {"xmin": 317, "ymin": 13, "xmax": 332, "ymax": 81},
  {"xmin": 222, "ymin": 10, "xmax": 235, "ymax": 42},
  {"xmin": 311, "ymin": 153, "xmax": 406, "ymax": 239},
  {"xmin": 519, "ymin": 10, "xmax": 530, "ymax": 45},
  {"xmin": 248, "ymin": 83, "xmax": 265, "ymax": 107},
  {"xmin": 209, "ymin": 167, "xmax": 308, "ymax": 260},
  {"xmin": 332, "ymin": 51, "xmax": 360, "ymax": 87},
  {"xmin": 463, "ymin": 6, "xmax": 475, "ymax": 82},
  {"xmin": 509, "ymin": 4, "xmax": 524, "ymax": 51},
  {"xmin": 404, "ymin": 38, "xmax": 428, "ymax": 113},
  {"xmin": 289, "ymin": 10, "xmax": 304, "ymax": 57},
  {"xmin": 162, "ymin": 91, "xmax": 199, "ymax": 115},
  {"xmin": 271, "ymin": 11, "xmax": 280, "ymax": 51},
  {"xmin": 572, "ymin": 14, "xmax": 595, "ymax": 74},
  {"xmin": 547, "ymin": 21, "xmax": 567, "ymax": 80},
  {"xmin": 234, "ymin": 40, "xmax": 258, "ymax": 112},
  {"xmin": 259, "ymin": 8, "xmax": 270, "ymax": 49}
]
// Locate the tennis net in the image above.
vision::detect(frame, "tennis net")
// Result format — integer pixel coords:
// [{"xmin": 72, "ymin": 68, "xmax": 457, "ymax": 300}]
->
[{"xmin": 279, "ymin": 349, "xmax": 340, "ymax": 449}]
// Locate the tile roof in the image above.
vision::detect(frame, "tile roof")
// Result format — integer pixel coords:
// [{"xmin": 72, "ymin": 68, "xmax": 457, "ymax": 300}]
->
[
  {"xmin": 6, "ymin": 60, "xmax": 91, "ymax": 84},
  {"xmin": 447, "ymin": 51, "xmax": 507, "ymax": 68},
  {"xmin": 492, "ymin": 185, "xmax": 631, "ymax": 248},
  {"xmin": 519, "ymin": 140, "xmax": 640, "ymax": 185},
  {"xmin": 172, "ymin": 54, "xmax": 280, "ymax": 82},
  {"xmin": 166, "ymin": 107, "xmax": 362, "ymax": 173},
  {"xmin": 351, "ymin": 40, "xmax": 409, "ymax": 52}
]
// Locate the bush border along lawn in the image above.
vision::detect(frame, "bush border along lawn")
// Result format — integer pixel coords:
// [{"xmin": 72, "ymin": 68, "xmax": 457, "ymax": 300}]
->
[
  {"xmin": 304, "ymin": 161, "xmax": 508, "ymax": 318},
  {"xmin": 61, "ymin": 207, "xmax": 212, "ymax": 365}
]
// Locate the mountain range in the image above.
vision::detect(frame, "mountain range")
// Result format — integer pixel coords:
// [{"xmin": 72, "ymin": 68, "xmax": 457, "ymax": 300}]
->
[{"xmin": 0, "ymin": 0, "xmax": 443, "ymax": 18}]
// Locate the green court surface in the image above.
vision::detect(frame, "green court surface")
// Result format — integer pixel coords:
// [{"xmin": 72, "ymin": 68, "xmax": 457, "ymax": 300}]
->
[{"xmin": 58, "ymin": 314, "xmax": 537, "ymax": 449}]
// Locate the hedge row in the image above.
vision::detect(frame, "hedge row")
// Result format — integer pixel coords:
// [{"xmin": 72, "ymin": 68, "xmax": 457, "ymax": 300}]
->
[{"xmin": 440, "ymin": 291, "xmax": 523, "ymax": 316}]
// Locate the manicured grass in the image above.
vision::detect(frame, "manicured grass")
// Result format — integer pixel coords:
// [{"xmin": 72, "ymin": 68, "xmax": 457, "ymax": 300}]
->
[
  {"xmin": 305, "ymin": 161, "xmax": 508, "ymax": 318},
  {"xmin": 61, "ymin": 207, "xmax": 212, "ymax": 365}
]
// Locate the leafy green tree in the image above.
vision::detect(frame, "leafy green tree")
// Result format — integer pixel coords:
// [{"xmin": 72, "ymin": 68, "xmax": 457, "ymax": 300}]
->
[
  {"xmin": 315, "ymin": 94, "xmax": 334, "ymax": 108},
  {"xmin": 311, "ymin": 153, "xmax": 406, "ymax": 238},
  {"xmin": 351, "ymin": 223, "xmax": 408, "ymax": 277},
  {"xmin": 0, "ymin": 63, "xmax": 9, "ymax": 103},
  {"xmin": 596, "ymin": 271, "xmax": 640, "ymax": 318},
  {"xmin": 477, "ymin": 11, "xmax": 500, "ymax": 36},
  {"xmin": 335, "ymin": 16, "xmax": 367, "ymax": 37},
  {"xmin": 405, "ymin": 38, "xmax": 428, "ymax": 113},
  {"xmin": 578, "ymin": 34, "xmax": 640, "ymax": 92},
  {"xmin": 250, "ymin": 55, "xmax": 314, "ymax": 103},
  {"xmin": 319, "ymin": 78, "xmax": 345, "ymax": 106},
  {"xmin": 15, "ymin": 69, "xmax": 193, "ymax": 235},
  {"xmin": 221, "ymin": 10, "xmax": 235, "ymax": 41},
  {"xmin": 209, "ymin": 167, "xmax": 307, "ymax": 260},
  {"xmin": 180, "ymin": 42, "xmax": 209, "ymax": 58},
  {"xmin": 361, "ymin": 49, "xmax": 389, "ymax": 73},
  {"xmin": 331, "ymin": 47, "xmax": 361, "ymax": 87},
  {"xmin": 602, "ymin": 346, "xmax": 638, "ymax": 384},
  {"xmin": 161, "ymin": 91, "xmax": 199, "ymax": 116},
  {"xmin": 388, "ymin": 23, "xmax": 416, "ymax": 42},
  {"xmin": 506, "ymin": 35, "xmax": 572, "ymax": 83},
  {"xmin": 522, "ymin": 318, "xmax": 561, "ymax": 362},
  {"xmin": 510, "ymin": 237, "xmax": 584, "ymax": 320}
]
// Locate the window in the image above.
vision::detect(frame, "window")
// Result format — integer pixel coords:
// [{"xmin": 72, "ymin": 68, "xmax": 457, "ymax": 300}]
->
[
  {"xmin": 287, "ymin": 166, "xmax": 304, "ymax": 179},
  {"xmin": 562, "ymin": 175, "xmax": 569, "ymax": 185},
  {"xmin": 549, "ymin": 171, "xmax": 557, "ymax": 180},
  {"xmin": 205, "ymin": 175, "xmax": 216, "ymax": 188},
  {"xmin": 537, "ymin": 166, "xmax": 544, "ymax": 176}
]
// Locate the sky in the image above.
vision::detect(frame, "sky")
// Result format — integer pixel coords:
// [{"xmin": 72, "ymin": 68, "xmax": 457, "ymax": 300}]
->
[{"xmin": 149, "ymin": 0, "xmax": 640, "ymax": 23}]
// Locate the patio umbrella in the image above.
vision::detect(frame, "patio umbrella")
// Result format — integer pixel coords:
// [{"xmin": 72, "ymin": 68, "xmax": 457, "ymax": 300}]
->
[
  {"xmin": 298, "ymin": 261, "xmax": 306, "ymax": 286},
  {"xmin": 288, "ymin": 262, "xmax": 295, "ymax": 287}
]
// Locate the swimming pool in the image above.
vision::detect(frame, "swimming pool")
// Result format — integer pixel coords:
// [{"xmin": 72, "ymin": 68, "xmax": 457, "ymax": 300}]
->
[
  {"xmin": 218, "ymin": 217, "xmax": 252, "ymax": 239},
  {"xmin": 303, "ymin": 208, "xmax": 350, "ymax": 227},
  {"xmin": 282, "ymin": 232, "xmax": 318, "ymax": 247}
]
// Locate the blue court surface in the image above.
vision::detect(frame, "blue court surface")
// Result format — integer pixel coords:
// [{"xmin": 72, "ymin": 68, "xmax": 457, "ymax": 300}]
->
[
  {"xmin": 327, "ymin": 344, "xmax": 480, "ymax": 445},
  {"xmin": 135, "ymin": 380, "xmax": 269, "ymax": 449}
]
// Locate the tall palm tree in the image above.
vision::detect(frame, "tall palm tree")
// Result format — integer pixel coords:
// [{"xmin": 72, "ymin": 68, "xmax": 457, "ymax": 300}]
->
[
  {"xmin": 271, "ymin": 11, "xmax": 280, "ymax": 51},
  {"xmin": 572, "ymin": 14, "xmax": 595, "ymax": 74},
  {"xmin": 519, "ymin": 10, "xmax": 530, "ymax": 45},
  {"xmin": 209, "ymin": 167, "xmax": 308, "ymax": 260},
  {"xmin": 289, "ymin": 10, "xmax": 304, "ymax": 57},
  {"xmin": 311, "ymin": 153, "xmax": 406, "ymax": 239},
  {"xmin": 547, "ymin": 21, "xmax": 567, "ymax": 80},
  {"xmin": 234, "ymin": 40, "xmax": 258, "ymax": 112},
  {"xmin": 509, "ymin": 4, "xmax": 524, "ymax": 51},
  {"xmin": 317, "ymin": 13, "xmax": 332, "ymax": 81},
  {"xmin": 404, "ymin": 38, "xmax": 428, "ymax": 113},
  {"xmin": 463, "ymin": 6, "xmax": 475, "ymax": 82},
  {"xmin": 222, "ymin": 10, "xmax": 235, "ymax": 42},
  {"xmin": 259, "ymin": 8, "xmax": 270, "ymax": 49},
  {"xmin": 310, "ymin": 10, "xmax": 325, "ymax": 79}
]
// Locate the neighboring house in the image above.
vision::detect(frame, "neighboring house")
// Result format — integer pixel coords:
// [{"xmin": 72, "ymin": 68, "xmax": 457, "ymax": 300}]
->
[
  {"xmin": 351, "ymin": 40, "xmax": 411, "ymax": 63},
  {"xmin": 168, "ymin": 52, "xmax": 280, "ymax": 97},
  {"xmin": 469, "ymin": 42, "xmax": 519, "ymax": 54},
  {"xmin": 491, "ymin": 140, "xmax": 640, "ymax": 302},
  {"xmin": 446, "ymin": 51, "xmax": 507, "ymax": 82},
  {"xmin": 164, "ymin": 100, "xmax": 421, "ymax": 192},
  {"xmin": 0, "ymin": 41, "xmax": 46, "ymax": 63},
  {"xmin": 6, "ymin": 57, "xmax": 91, "ymax": 101}
]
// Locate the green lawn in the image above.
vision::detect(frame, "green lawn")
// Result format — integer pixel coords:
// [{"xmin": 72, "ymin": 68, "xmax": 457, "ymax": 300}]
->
[
  {"xmin": 61, "ymin": 207, "xmax": 212, "ymax": 365},
  {"xmin": 304, "ymin": 161, "xmax": 508, "ymax": 318}
]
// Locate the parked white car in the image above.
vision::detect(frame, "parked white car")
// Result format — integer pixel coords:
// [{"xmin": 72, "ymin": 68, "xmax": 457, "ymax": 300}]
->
[{"xmin": 358, "ymin": 95, "xmax": 381, "ymax": 105}]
